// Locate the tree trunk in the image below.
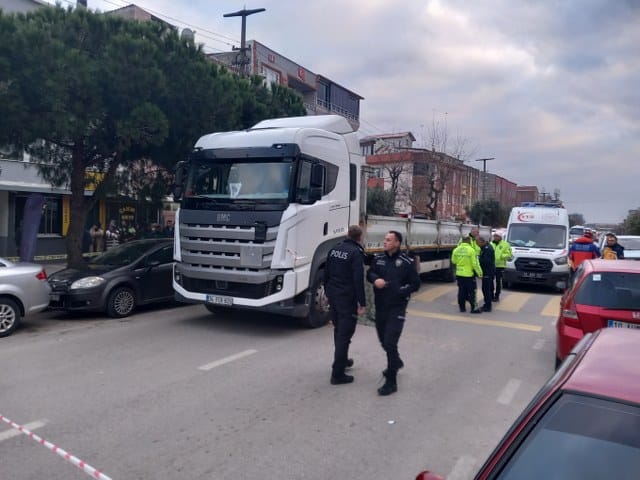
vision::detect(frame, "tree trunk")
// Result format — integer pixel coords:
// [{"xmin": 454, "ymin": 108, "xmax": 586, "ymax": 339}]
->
[{"xmin": 66, "ymin": 147, "xmax": 89, "ymax": 268}]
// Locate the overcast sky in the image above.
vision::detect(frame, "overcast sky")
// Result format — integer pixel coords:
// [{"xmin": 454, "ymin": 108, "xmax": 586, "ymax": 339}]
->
[{"xmin": 51, "ymin": 0, "xmax": 640, "ymax": 223}]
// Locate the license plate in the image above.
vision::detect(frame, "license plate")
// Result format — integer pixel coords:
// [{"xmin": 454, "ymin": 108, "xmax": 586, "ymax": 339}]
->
[
  {"xmin": 521, "ymin": 272, "xmax": 543, "ymax": 279},
  {"xmin": 607, "ymin": 320, "xmax": 640, "ymax": 329},
  {"xmin": 50, "ymin": 294, "xmax": 60, "ymax": 301},
  {"xmin": 206, "ymin": 294, "xmax": 233, "ymax": 306}
]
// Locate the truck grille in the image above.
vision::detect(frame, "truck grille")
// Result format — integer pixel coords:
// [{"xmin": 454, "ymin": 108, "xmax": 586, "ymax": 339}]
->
[{"xmin": 514, "ymin": 257, "xmax": 553, "ymax": 273}]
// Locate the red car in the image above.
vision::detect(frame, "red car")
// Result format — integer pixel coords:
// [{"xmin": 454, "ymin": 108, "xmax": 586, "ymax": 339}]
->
[
  {"xmin": 556, "ymin": 259, "xmax": 640, "ymax": 365},
  {"xmin": 417, "ymin": 328, "xmax": 640, "ymax": 479}
]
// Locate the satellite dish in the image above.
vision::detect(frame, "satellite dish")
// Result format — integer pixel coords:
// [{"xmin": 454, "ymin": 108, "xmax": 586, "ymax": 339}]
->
[{"xmin": 181, "ymin": 28, "xmax": 195, "ymax": 43}]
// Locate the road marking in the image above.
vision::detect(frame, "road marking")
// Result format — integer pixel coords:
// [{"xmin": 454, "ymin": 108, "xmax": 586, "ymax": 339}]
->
[
  {"xmin": 541, "ymin": 296, "xmax": 560, "ymax": 317},
  {"xmin": 495, "ymin": 292, "xmax": 532, "ymax": 312},
  {"xmin": 533, "ymin": 338, "xmax": 545, "ymax": 350},
  {"xmin": 0, "ymin": 419, "xmax": 47, "ymax": 442},
  {"xmin": 497, "ymin": 379, "xmax": 522, "ymax": 405},
  {"xmin": 447, "ymin": 455, "xmax": 477, "ymax": 480},
  {"xmin": 414, "ymin": 285, "xmax": 453, "ymax": 302},
  {"xmin": 407, "ymin": 309, "xmax": 542, "ymax": 332},
  {"xmin": 198, "ymin": 349, "xmax": 257, "ymax": 371}
]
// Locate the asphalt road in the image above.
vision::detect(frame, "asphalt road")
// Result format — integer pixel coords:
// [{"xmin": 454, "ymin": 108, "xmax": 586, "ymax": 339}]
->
[{"xmin": 1, "ymin": 281, "xmax": 560, "ymax": 480}]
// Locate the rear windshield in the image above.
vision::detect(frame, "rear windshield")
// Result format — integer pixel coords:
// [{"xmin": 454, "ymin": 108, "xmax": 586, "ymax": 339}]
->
[
  {"xmin": 570, "ymin": 227, "xmax": 585, "ymax": 236},
  {"xmin": 574, "ymin": 271, "xmax": 640, "ymax": 310},
  {"xmin": 496, "ymin": 393, "xmax": 640, "ymax": 479}
]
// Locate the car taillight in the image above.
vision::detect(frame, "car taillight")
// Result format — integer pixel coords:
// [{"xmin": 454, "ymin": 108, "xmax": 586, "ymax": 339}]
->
[
  {"xmin": 36, "ymin": 269, "xmax": 47, "ymax": 281},
  {"xmin": 561, "ymin": 305, "xmax": 581, "ymax": 327}
]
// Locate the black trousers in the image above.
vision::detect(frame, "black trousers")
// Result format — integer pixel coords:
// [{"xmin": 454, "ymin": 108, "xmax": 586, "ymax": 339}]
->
[
  {"xmin": 482, "ymin": 275, "xmax": 494, "ymax": 309},
  {"xmin": 457, "ymin": 276, "xmax": 477, "ymax": 311},
  {"xmin": 494, "ymin": 267, "xmax": 504, "ymax": 297},
  {"xmin": 329, "ymin": 298, "xmax": 357, "ymax": 376},
  {"xmin": 375, "ymin": 305, "xmax": 406, "ymax": 373}
]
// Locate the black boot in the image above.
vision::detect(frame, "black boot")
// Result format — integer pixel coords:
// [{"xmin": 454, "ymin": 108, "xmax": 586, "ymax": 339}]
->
[
  {"xmin": 383, "ymin": 358, "xmax": 404, "ymax": 377},
  {"xmin": 378, "ymin": 370, "xmax": 397, "ymax": 396},
  {"xmin": 331, "ymin": 369, "xmax": 354, "ymax": 384}
]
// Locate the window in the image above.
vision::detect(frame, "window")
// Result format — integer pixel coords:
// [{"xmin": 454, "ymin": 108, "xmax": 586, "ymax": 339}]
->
[
  {"xmin": 147, "ymin": 245, "xmax": 173, "ymax": 265},
  {"xmin": 574, "ymin": 271, "xmax": 640, "ymax": 309},
  {"xmin": 14, "ymin": 194, "xmax": 62, "ymax": 236}
]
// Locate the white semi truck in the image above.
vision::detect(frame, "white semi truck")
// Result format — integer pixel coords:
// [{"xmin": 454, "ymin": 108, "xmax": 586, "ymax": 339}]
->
[
  {"xmin": 503, "ymin": 202, "xmax": 570, "ymax": 289},
  {"xmin": 171, "ymin": 115, "xmax": 489, "ymax": 327}
]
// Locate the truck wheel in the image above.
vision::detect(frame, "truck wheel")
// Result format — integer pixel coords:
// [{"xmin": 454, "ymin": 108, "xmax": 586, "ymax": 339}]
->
[
  {"xmin": 442, "ymin": 262, "xmax": 456, "ymax": 283},
  {"xmin": 302, "ymin": 269, "xmax": 331, "ymax": 328},
  {"xmin": 107, "ymin": 286, "xmax": 136, "ymax": 318},
  {"xmin": 0, "ymin": 297, "xmax": 21, "ymax": 337}
]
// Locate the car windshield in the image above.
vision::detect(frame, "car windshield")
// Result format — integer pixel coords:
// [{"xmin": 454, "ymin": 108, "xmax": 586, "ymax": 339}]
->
[
  {"xmin": 620, "ymin": 237, "xmax": 640, "ymax": 250},
  {"xmin": 574, "ymin": 271, "xmax": 640, "ymax": 309},
  {"xmin": 90, "ymin": 241, "xmax": 163, "ymax": 267},
  {"xmin": 508, "ymin": 224, "xmax": 567, "ymax": 249},
  {"xmin": 496, "ymin": 393, "xmax": 640, "ymax": 480},
  {"xmin": 570, "ymin": 227, "xmax": 584, "ymax": 236},
  {"xmin": 184, "ymin": 159, "xmax": 293, "ymax": 200}
]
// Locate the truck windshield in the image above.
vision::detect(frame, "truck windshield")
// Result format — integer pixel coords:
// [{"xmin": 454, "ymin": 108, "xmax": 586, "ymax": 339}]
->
[
  {"xmin": 508, "ymin": 224, "xmax": 567, "ymax": 249},
  {"xmin": 184, "ymin": 159, "xmax": 293, "ymax": 200}
]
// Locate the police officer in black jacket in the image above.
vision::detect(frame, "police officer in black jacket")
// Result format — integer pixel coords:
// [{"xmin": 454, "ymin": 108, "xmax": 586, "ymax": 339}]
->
[
  {"xmin": 324, "ymin": 225, "xmax": 367, "ymax": 385},
  {"xmin": 477, "ymin": 236, "xmax": 495, "ymax": 312},
  {"xmin": 367, "ymin": 230, "xmax": 421, "ymax": 396}
]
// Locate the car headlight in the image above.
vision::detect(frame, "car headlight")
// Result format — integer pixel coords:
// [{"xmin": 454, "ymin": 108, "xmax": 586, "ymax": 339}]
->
[
  {"xmin": 555, "ymin": 256, "xmax": 568, "ymax": 265},
  {"xmin": 70, "ymin": 276, "xmax": 106, "ymax": 290}
]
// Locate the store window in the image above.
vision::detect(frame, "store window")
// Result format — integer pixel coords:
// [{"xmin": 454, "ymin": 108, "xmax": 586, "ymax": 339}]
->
[{"xmin": 14, "ymin": 194, "xmax": 63, "ymax": 236}]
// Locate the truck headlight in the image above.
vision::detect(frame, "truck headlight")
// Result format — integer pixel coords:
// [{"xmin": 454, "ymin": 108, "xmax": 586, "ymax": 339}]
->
[
  {"xmin": 555, "ymin": 256, "xmax": 568, "ymax": 265},
  {"xmin": 70, "ymin": 276, "xmax": 105, "ymax": 290}
]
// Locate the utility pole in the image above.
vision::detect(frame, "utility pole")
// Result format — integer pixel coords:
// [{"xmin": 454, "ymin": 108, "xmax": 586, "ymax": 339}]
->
[
  {"xmin": 223, "ymin": 8, "xmax": 266, "ymax": 77},
  {"xmin": 474, "ymin": 157, "xmax": 495, "ymax": 202}
]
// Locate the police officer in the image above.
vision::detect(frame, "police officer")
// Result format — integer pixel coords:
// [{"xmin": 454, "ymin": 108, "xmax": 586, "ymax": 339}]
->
[
  {"xmin": 477, "ymin": 236, "xmax": 495, "ymax": 312},
  {"xmin": 324, "ymin": 225, "xmax": 367, "ymax": 385},
  {"xmin": 367, "ymin": 230, "xmax": 421, "ymax": 396},
  {"xmin": 491, "ymin": 232, "xmax": 512, "ymax": 301},
  {"xmin": 452, "ymin": 236, "xmax": 483, "ymax": 313}
]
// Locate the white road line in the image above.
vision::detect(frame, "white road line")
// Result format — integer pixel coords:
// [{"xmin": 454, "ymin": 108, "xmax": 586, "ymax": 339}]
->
[
  {"xmin": 198, "ymin": 349, "xmax": 257, "ymax": 371},
  {"xmin": 0, "ymin": 419, "xmax": 47, "ymax": 442},
  {"xmin": 497, "ymin": 379, "xmax": 522, "ymax": 405},
  {"xmin": 447, "ymin": 455, "xmax": 477, "ymax": 480},
  {"xmin": 533, "ymin": 338, "xmax": 545, "ymax": 350}
]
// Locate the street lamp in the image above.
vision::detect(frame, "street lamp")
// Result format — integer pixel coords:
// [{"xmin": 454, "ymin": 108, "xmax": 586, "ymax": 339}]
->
[{"xmin": 474, "ymin": 157, "xmax": 495, "ymax": 202}]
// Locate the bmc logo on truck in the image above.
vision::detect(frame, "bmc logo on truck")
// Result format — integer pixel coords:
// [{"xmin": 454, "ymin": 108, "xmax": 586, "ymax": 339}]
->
[{"xmin": 517, "ymin": 211, "xmax": 535, "ymax": 222}]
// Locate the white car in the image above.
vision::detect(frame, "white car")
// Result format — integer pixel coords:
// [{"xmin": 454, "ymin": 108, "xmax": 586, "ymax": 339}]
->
[
  {"xmin": 0, "ymin": 257, "xmax": 51, "ymax": 337},
  {"xmin": 599, "ymin": 235, "xmax": 640, "ymax": 261}
]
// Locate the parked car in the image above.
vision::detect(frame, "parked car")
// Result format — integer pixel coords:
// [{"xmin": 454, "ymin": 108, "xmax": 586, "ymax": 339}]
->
[
  {"xmin": 0, "ymin": 257, "xmax": 51, "ymax": 337},
  {"xmin": 417, "ymin": 328, "xmax": 640, "ymax": 480},
  {"xmin": 556, "ymin": 259, "xmax": 640, "ymax": 365},
  {"xmin": 598, "ymin": 234, "xmax": 640, "ymax": 260},
  {"xmin": 48, "ymin": 239, "xmax": 174, "ymax": 318}
]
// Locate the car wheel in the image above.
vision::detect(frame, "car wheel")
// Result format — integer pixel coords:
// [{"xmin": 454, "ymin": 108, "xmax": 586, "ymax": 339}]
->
[
  {"xmin": 0, "ymin": 298, "xmax": 21, "ymax": 338},
  {"xmin": 106, "ymin": 287, "xmax": 136, "ymax": 318},
  {"xmin": 301, "ymin": 269, "xmax": 331, "ymax": 329}
]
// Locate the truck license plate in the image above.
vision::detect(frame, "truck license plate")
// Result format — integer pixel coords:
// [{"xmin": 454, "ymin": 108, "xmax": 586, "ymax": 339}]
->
[
  {"xmin": 206, "ymin": 294, "xmax": 233, "ymax": 306},
  {"xmin": 522, "ymin": 272, "xmax": 543, "ymax": 279}
]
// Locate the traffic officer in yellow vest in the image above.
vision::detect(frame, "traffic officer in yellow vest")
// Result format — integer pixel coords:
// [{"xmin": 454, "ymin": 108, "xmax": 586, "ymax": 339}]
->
[
  {"xmin": 452, "ymin": 236, "xmax": 483, "ymax": 313},
  {"xmin": 491, "ymin": 232, "xmax": 512, "ymax": 302}
]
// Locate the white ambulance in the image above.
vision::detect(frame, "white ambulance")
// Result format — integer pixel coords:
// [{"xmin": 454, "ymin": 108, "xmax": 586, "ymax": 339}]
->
[{"xmin": 503, "ymin": 202, "xmax": 570, "ymax": 289}]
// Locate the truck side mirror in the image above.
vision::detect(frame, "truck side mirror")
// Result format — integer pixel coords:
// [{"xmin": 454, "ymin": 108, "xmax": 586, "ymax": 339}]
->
[{"xmin": 172, "ymin": 161, "xmax": 188, "ymax": 201}]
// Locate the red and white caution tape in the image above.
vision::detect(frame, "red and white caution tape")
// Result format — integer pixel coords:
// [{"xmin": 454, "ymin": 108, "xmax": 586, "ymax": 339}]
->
[{"xmin": 0, "ymin": 414, "xmax": 112, "ymax": 480}]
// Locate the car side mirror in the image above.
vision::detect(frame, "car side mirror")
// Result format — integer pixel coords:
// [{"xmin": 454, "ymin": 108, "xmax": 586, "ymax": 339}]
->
[{"xmin": 172, "ymin": 161, "xmax": 188, "ymax": 201}]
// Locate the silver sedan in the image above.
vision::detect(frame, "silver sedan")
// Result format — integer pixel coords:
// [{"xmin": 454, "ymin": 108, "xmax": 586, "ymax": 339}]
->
[{"xmin": 0, "ymin": 257, "xmax": 51, "ymax": 337}]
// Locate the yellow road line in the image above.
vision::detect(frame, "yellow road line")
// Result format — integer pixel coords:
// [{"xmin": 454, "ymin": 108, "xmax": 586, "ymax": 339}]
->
[
  {"xmin": 407, "ymin": 309, "xmax": 542, "ymax": 332},
  {"xmin": 541, "ymin": 296, "xmax": 561, "ymax": 317},
  {"xmin": 415, "ymin": 285, "xmax": 453, "ymax": 302},
  {"xmin": 495, "ymin": 292, "xmax": 532, "ymax": 312}
]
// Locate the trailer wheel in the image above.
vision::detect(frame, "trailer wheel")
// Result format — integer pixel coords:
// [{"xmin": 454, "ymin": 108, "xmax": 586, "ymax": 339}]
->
[{"xmin": 301, "ymin": 269, "xmax": 331, "ymax": 329}]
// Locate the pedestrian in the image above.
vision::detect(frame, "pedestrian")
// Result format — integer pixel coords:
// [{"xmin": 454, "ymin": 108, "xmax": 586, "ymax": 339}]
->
[
  {"xmin": 105, "ymin": 220, "xmax": 120, "ymax": 250},
  {"xmin": 460, "ymin": 227, "xmax": 481, "ymax": 310},
  {"xmin": 89, "ymin": 222, "xmax": 105, "ymax": 253},
  {"xmin": 477, "ymin": 236, "xmax": 495, "ymax": 312},
  {"xmin": 163, "ymin": 220, "xmax": 175, "ymax": 238},
  {"xmin": 366, "ymin": 230, "xmax": 421, "ymax": 396},
  {"xmin": 452, "ymin": 236, "xmax": 483, "ymax": 314},
  {"xmin": 324, "ymin": 225, "xmax": 367, "ymax": 385},
  {"xmin": 601, "ymin": 233, "xmax": 625, "ymax": 260},
  {"xmin": 568, "ymin": 229, "xmax": 600, "ymax": 277},
  {"xmin": 491, "ymin": 232, "xmax": 512, "ymax": 302}
]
